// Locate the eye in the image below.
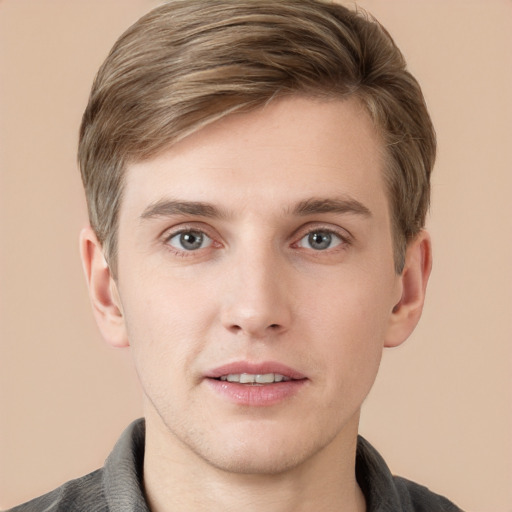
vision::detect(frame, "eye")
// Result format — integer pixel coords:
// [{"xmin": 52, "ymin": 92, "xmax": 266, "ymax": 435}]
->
[
  {"xmin": 167, "ymin": 230, "xmax": 212, "ymax": 251},
  {"xmin": 297, "ymin": 230, "xmax": 343, "ymax": 251}
]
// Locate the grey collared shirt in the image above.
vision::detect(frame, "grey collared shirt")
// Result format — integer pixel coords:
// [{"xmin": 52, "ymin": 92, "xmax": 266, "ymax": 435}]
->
[{"xmin": 7, "ymin": 419, "xmax": 463, "ymax": 511}]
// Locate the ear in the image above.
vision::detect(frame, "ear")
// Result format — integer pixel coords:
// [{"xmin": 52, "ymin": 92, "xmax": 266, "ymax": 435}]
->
[
  {"xmin": 79, "ymin": 226, "xmax": 129, "ymax": 348},
  {"xmin": 384, "ymin": 230, "xmax": 432, "ymax": 348}
]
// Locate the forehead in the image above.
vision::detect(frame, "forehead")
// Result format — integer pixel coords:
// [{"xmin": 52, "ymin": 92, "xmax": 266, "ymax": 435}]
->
[{"xmin": 120, "ymin": 96, "xmax": 388, "ymax": 220}]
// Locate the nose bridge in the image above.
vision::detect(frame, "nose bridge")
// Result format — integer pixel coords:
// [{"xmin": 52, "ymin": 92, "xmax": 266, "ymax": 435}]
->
[{"xmin": 221, "ymin": 236, "xmax": 291, "ymax": 337}]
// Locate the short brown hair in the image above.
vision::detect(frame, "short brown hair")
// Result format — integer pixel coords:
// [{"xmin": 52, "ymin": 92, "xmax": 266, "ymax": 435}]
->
[{"xmin": 79, "ymin": 0, "xmax": 435, "ymax": 276}]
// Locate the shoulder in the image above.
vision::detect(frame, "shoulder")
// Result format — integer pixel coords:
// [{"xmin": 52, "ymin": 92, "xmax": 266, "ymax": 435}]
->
[
  {"xmin": 5, "ymin": 469, "xmax": 107, "ymax": 512},
  {"xmin": 5, "ymin": 419, "xmax": 147, "ymax": 512},
  {"xmin": 393, "ymin": 476, "xmax": 463, "ymax": 512},
  {"xmin": 356, "ymin": 436, "xmax": 464, "ymax": 511}
]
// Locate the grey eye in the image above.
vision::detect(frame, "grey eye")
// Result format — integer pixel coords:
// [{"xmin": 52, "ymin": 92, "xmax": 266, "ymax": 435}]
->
[
  {"xmin": 168, "ymin": 231, "xmax": 212, "ymax": 251},
  {"xmin": 298, "ymin": 231, "xmax": 341, "ymax": 251}
]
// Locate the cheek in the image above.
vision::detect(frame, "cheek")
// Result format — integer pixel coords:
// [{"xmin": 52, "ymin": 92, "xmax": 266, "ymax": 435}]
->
[
  {"xmin": 121, "ymin": 262, "xmax": 216, "ymax": 335},
  {"xmin": 304, "ymin": 266, "xmax": 393, "ymax": 341},
  {"xmin": 302, "ymin": 275, "xmax": 392, "ymax": 391},
  {"xmin": 118, "ymin": 272, "xmax": 216, "ymax": 390}
]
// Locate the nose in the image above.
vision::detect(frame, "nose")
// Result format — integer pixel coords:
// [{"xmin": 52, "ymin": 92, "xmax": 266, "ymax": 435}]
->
[{"xmin": 220, "ymin": 245, "xmax": 292, "ymax": 338}]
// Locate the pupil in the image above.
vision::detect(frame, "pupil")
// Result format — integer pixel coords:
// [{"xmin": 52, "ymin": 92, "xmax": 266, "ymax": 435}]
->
[
  {"xmin": 309, "ymin": 232, "xmax": 331, "ymax": 250},
  {"xmin": 181, "ymin": 232, "xmax": 203, "ymax": 250}
]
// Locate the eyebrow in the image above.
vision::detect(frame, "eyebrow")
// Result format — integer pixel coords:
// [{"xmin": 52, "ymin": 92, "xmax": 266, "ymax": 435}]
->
[
  {"xmin": 140, "ymin": 199, "xmax": 228, "ymax": 221},
  {"xmin": 139, "ymin": 196, "xmax": 371, "ymax": 222},
  {"xmin": 291, "ymin": 197, "xmax": 372, "ymax": 218}
]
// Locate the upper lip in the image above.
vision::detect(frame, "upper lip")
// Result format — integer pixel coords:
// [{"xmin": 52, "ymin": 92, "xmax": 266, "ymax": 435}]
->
[{"xmin": 204, "ymin": 361, "xmax": 307, "ymax": 380}]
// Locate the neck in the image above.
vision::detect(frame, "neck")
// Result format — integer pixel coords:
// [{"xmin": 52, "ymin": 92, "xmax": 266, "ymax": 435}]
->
[{"xmin": 143, "ymin": 408, "xmax": 366, "ymax": 512}]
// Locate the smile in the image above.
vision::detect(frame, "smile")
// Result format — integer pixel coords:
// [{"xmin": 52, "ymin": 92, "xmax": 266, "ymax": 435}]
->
[
  {"xmin": 218, "ymin": 373, "xmax": 291, "ymax": 384},
  {"xmin": 205, "ymin": 362, "xmax": 308, "ymax": 406}
]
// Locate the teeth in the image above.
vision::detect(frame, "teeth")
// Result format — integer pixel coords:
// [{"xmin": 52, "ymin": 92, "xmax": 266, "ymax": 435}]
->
[
  {"xmin": 240, "ymin": 373, "xmax": 254, "ymax": 384},
  {"xmin": 255, "ymin": 374, "xmax": 275, "ymax": 384},
  {"xmin": 219, "ymin": 373, "xmax": 291, "ymax": 384}
]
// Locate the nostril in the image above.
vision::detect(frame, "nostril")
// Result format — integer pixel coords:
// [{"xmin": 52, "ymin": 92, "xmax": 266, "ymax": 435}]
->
[{"xmin": 230, "ymin": 324, "xmax": 281, "ymax": 332}]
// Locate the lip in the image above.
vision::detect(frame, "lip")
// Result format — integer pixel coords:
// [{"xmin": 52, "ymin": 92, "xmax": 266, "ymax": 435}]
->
[
  {"xmin": 204, "ymin": 361, "xmax": 307, "ymax": 380},
  {"xmin": 203, "ymin": 361, "xmax": 308, "ymax": 407}
]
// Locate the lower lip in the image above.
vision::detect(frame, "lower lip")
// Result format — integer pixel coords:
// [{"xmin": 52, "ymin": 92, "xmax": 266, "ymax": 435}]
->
[{"xmin": 204, "ymin": 378, "xmax": 307, "ymax": 406}]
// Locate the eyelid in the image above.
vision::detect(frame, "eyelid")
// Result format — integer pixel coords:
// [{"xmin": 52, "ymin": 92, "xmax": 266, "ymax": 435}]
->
[
  {"xmin": 167, "ymin": 230, "xmax": 213, "ymax": 250},
  {"xmin": 158, "ymin": 221, "xmax": 352, "ymax": 257},
  {"xmin": 161, "ymin": 221, "xmax": 218, "ymax": 240},
  {"xmin": 161, "ymin": 222, "xmax": 223, "ymax": 253},
  {"xmin": 291, "ymin": 222, "xmax": 353, "ymax": 247},
  {"xmin": 297, "ymin": 231, "xmax": 342, "ymax": 250}
]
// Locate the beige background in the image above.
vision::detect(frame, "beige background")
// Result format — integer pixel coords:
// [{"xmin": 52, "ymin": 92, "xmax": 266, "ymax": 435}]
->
[{"xmin": 1, "ymin": 1, "xmax": 511, "ymax": 510}]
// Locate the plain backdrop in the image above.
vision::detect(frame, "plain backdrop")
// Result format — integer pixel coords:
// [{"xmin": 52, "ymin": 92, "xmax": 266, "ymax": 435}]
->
[{"xmin": 1, "ymin": 1, "xmax": 511, "ymax": 510}]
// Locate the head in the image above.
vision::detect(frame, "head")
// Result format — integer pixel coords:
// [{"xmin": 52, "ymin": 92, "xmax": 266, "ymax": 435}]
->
[
  {"xmin": 79, "ymin": 0, "xmax": 435, "ymax": 278},
  {"xmin": 78, "ymin": 0, "xmax": 434, "ymax": 479}
]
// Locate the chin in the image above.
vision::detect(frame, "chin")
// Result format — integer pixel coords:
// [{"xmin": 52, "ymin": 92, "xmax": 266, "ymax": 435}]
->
[
  {"xmin": 200, "ymin": 441, "xmax": 312, "ymax": 476},
  {"xmin": 149, "ymin": 396, "xmax": 360, "ymax": 476},
  {"xmin": 187, "ymin": 422, "xmax": 336, "ymax": 476}
]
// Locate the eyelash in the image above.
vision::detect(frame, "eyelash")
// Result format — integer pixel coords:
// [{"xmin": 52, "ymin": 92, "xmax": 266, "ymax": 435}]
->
[
  {"xmin": 161, "ymin": 224, "xmax": 352, "ymax": 257},
  {"xmin": 292, "ymin": 226, "xmax": 351, "ymax": 252},
  {"xmin": 162, "ymin": 225, "xmax": 219, "ymax": 257}
]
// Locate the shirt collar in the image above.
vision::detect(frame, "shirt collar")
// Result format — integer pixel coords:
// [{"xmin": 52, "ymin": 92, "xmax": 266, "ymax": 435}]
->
[
  {"xmin": 356, "ymin": 435, "xmax": 403, "ymax": 511},
  {"xmin": 103, "ymin": 419, "xmax": 149, "ymax": 512},
  {"xmin": 102, "ymin": 419, "xmax": 404, "ymax": 512}
]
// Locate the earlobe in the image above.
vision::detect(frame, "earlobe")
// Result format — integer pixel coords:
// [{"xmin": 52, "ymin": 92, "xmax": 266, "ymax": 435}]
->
[
  {"xmin": 384, "ymin": 230, "xmax": 432, "ymax": 348},
  {"xmin": 79, "ymin": 227, "xmax": 129, "ymax": 348}
]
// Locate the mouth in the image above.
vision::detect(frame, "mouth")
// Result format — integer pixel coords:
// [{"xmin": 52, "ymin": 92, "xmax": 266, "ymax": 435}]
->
[
  {"xmin": 218, "ymin": 372, "xmax": 292, "ymax": 384},
  {"xmin": 205, "ymin": 361, "xmax": 306, "ymax": 382},
  {"xmin": 204, "ymin": 362, "xmax": 307, "ymax": 405}
]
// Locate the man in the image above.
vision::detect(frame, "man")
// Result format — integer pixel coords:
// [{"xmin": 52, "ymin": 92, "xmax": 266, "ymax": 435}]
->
[{"xmin": 9, "ymin": 1, "xmax": 463, "ymax": 510}]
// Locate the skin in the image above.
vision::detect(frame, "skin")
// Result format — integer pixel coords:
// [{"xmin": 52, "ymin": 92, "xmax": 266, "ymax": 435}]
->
[{"xmin": 81, "ymin": 96, "xmax": 431, "ymax": 512}]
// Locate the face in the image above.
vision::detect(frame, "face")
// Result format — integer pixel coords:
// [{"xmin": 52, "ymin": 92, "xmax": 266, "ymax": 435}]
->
[{"xmin": 112, "ymin": 97, "xmax": 405, "ymax": 474}]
